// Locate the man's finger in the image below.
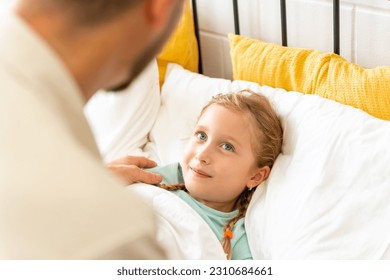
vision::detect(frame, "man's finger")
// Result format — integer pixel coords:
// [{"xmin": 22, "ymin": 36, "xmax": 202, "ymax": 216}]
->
[
  {"xmin": 132, "ymin": 157, "xmax": 158, "ymax": 168},
  {"xmin": 113, "ymin": 156, "xmax": 157, "ymax": 168},
  {"xmin": 130, "ymin": 168, "xmax": 162, "ymax": 185}
]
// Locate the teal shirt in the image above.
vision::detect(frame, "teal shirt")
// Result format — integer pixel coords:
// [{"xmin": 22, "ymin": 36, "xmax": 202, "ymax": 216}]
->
[
  {"xmin": 147, "ymin": 162, "xmax": 185, "ymax": 185},
  {"xmin": 147, "ymin": 162, "xmax": 253, "ymax": 260}
]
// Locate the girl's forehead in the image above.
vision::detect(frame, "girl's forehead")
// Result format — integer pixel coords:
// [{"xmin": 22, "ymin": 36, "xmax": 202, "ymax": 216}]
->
[
  {"xmin": 199, "ymin": 104, "xmax": 250, "ymax": 123},
  {"xmin": 198, "ymin": 105, "xmax": 253, "ymax": 135},
  {"xmin": 200, "ymin": 104, "xmax": 260, "ymax": 146}
]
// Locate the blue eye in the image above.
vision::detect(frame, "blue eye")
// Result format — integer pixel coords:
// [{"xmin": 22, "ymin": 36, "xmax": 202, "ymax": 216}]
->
[
  {"xmin": 222, "ymin": 143, "xmax": 235, "ymax": 152},
  {"xmin": 196, "ymin": 132, "xmax": 207, "ymax": 141}
]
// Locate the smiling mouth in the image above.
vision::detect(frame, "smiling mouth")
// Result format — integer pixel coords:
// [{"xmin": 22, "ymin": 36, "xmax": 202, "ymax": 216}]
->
[{"xmin": 190, "ymin": 167, "xmax": 212, "ymax": 178}]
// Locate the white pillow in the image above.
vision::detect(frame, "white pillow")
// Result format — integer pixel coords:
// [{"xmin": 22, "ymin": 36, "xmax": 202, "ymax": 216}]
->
[
  {"xmin": 84, "ymin": 60, "xmax": 160, "ymax": 162},
  {"xmin": 148, "ymin": 63, "xmax": 390, "ymax": 259}
]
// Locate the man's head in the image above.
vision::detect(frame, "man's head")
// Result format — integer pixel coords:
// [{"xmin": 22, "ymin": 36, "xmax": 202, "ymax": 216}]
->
[
  {"xmin": 34, "ymin": 0, "xmax": 144, "ymax": 26},
  {"xmin": 15, "ymin": 0, "xmax": 186, "ymax": 98},
  {"xmin": 106, "ymin": 0, "xmax": 185, "ymax": 91}
]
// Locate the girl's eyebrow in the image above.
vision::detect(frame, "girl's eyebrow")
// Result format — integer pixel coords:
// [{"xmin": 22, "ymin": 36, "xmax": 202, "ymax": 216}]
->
[
  {"xmin": 195, "ymin": 124, "xmax": 242, "ymax": 148},
  {"xmin": 195, "ymin": 124, "xmax": 206, "ymax": 128},
  {"xmin": 194, "ymin": 124, "xmax": 208, "ymax": 131},
  {"xmin": 219, "ymin": 134, "xmax": 242, "ymax": 148}
]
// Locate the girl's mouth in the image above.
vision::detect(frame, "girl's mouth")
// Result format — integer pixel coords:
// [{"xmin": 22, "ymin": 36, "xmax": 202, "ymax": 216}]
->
[{"xmin": 190, "ymin": 167, "xmax": 212, "ymax": 178}]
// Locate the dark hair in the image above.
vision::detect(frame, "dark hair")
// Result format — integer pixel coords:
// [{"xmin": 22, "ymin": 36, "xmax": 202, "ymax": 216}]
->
[
  {"xmin": 55, "ymin": 0, "xmax": 144, "ymax": 25},
  {"xmin": 159, "ymin": 90, "xmax": 283, "ymax": 259}
]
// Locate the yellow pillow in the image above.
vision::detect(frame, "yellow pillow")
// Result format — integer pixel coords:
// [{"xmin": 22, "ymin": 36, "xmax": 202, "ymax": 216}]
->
[
  {"xmin": 229, "ymin": 34, "xmax": 390, "ymax": 120},
  {"xmin": 157, "ymin": 1, "xmax": 198, "ymax": 87}
]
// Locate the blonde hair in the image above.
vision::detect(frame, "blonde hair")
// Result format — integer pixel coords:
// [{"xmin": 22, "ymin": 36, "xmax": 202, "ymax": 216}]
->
[{"xmin": 159, "ymin": 90, "xmax": 283, "ymax": 259}]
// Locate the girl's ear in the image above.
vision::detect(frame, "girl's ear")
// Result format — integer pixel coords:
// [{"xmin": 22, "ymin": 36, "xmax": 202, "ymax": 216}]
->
[{"xmin": 247, "ymin": 166, "xmax": 270, "ymax": 189}]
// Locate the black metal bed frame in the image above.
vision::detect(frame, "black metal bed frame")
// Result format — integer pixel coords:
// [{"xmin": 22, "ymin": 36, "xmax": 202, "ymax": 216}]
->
[{"xmin": 191, "ymin": 0, "xmax": 340, "ymax": 74}]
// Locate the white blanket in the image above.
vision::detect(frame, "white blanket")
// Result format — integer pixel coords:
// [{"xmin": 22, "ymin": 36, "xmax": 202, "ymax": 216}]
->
[{"xmin": 132, "ymin": 183, "xmax": 226, "ymax": 260}]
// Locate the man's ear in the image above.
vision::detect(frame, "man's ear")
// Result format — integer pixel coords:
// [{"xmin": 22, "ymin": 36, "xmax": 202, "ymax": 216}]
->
[
  {"xmin": 246, "ymin": 166, "xmax": 270, "ymax": 189},
  {"xmin": 144, "ymin": 0, "xmax": 178, "ymax": 29}
]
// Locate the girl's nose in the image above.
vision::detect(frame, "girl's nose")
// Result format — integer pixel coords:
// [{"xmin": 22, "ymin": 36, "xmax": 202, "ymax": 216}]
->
[{"xmin": 196, "ymin": 145, "xmax": 211, "ymax": 165}]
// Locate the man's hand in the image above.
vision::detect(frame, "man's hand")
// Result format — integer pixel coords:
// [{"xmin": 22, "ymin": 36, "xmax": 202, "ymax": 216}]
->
[{"xmin": 106, "ymin": 156, "xmax": 162, "ymax": 185}]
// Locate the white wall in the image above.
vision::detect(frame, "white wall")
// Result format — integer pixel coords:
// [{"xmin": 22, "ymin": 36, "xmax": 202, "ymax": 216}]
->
[{"xmin": 195, "ymin": 0, "xmax": 390, "ymax": 79}]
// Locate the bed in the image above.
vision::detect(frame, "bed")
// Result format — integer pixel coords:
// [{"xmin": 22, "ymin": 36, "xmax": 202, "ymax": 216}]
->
[{"xmin": 84, "ymin": 0, "xmax": 390, "ymax": 259}]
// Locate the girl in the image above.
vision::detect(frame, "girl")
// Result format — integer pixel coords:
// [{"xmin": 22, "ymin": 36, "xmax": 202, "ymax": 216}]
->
[{"xmin": 149, "ymin": 90, "xmax": 283, "ymax": 259}]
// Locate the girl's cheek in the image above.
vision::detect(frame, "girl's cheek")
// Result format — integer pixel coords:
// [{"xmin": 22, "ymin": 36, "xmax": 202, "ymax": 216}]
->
[{"xmin": 182, "ymin": 146, "xmax": 193, "ymax": 167}]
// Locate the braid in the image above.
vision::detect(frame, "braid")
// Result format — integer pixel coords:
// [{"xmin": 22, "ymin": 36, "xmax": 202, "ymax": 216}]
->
[
  {"xmin": 221, "ymin": 188, "xmax": 256, "ymax": 260},
  {"xmin": 157, "ymin": 183, "xmax": 187, "ymax": 192}
]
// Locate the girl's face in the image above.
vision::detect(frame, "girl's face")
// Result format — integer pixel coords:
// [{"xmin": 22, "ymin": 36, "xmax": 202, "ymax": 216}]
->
[{"xmin": 181, "ymin": 104, "xmax": 269, "ymax": 212}]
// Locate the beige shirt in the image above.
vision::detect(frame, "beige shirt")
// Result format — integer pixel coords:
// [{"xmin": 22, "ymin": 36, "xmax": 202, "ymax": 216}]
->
[{"xmin": 0, "ymin": 12, "xmax": 165, "ymax": 259}]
